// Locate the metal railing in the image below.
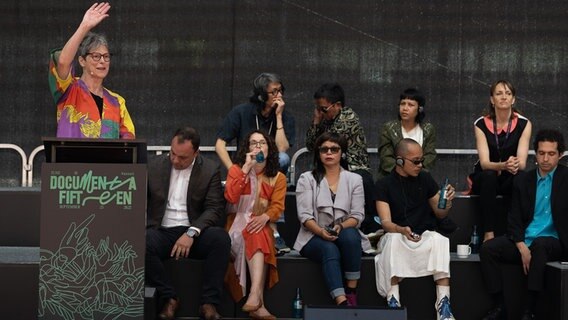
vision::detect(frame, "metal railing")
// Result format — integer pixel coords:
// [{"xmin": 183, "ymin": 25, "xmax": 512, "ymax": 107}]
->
[
  {"xmin": 0, "ymin": 143, "xmax": 28, "ymax": 187},
  {"xmin": 25, "ymin": 144, "xmax": 237, "ymax": 187},
  {"xmin": 5, "ymin": 142, "xmax": 563, "ymax": 188}
]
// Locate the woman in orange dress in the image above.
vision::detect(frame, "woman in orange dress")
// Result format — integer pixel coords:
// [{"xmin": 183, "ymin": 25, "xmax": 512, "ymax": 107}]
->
[{"xmin": 225, "ymin": 130, "xmax": 286, "ymax": 319}]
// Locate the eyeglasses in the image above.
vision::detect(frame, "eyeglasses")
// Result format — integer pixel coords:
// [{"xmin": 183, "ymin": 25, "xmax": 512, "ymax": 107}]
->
[
  {"xmin": 86, "ymin": 52, "xmax": 112, "ymax": 62},
  {"xmin": 319, "ymin": 146, "xmax": 341, "ymax": 154},
  {"xmin": 316, "ymin": 102, "xmax": 336, "ymax": 113},
  {"xmin": 403, "ymin": 157, "xmax": 425, "ymax": 165},
  {"xmin": 249, "ymin": 140, "xmax": 267, "ymax": 148},
  {"xmin": 267, "ymin": 88, "xmax": 284, "ymax": 96}
]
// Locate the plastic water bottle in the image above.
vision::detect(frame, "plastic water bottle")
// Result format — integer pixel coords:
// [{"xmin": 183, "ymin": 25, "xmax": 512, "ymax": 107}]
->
[
  {"xmin": 437, "ymin": 177, "xmax": 449, "ymax": 209},
  {"xmin": 292, "ymin": 287, "xmax": 303, "ymax": 318},
  {"xmin": 470, "ymin": 225, "xmax": 480, "ymax": 254},
  {"xmin": 255, "ymin": 150, "xmax": 264, "ymax": 163}
]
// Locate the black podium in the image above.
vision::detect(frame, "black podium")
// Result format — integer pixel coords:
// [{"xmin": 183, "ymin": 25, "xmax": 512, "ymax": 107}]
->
[{"xmin": 39, "ymin": 138, "xmax": 147, "ymax": 320}]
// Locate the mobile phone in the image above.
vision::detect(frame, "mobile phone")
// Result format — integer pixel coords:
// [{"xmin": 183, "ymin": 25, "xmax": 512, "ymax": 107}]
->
[{"xmin": 325, "ymin": 226, "xmax": 338, "ymax": 236}]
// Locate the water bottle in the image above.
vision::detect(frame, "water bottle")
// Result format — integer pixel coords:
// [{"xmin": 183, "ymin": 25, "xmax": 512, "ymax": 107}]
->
[
  {"xmin": 437, "ymin": 177, "xmax": 449, "ymax": 209},
  {"xmin": 292, "ymin": 287, "xmax": 303, "ymax": 318},
  {"xmin": 470, "ymin": 225, "xmax": 480, "ymax": 254},
  {"xmin": 255, "ymin": 150, "xmax": 265, "ymax": 163}
]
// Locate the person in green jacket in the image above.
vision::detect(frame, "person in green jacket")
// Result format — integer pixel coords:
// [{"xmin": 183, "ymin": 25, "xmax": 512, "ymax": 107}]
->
[
  {"xmin": 377, "ymin": 88, "xmax": 456, "ymax": 235},
  {"xmin": 377, "ymin": 88, "xmax": 436, "ymax": 179}
]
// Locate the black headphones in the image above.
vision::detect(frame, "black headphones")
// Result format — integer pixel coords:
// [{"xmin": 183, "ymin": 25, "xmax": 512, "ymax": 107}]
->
[
  {"xmin": 253, "ymin": 73, "xmax": 284, "ymax": 103},
  {"xmin": 396, "ymin": 157, "xmax": 405, "ymax": 167},
  {"xmin": 253, "ymin": 74, "xmax": 269, "ymax": 102}
]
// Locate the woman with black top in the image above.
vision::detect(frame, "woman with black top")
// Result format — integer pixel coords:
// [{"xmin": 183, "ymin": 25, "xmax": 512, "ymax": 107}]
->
[{"xmin": 471, "ymin": 80, "xmax": 532, "ymax": 242}]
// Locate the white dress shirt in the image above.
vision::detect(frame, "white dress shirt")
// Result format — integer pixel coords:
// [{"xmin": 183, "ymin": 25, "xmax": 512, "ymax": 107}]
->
[{"xmin": 161, "ymin": 160, "xmax": 194, "ymax": 228}]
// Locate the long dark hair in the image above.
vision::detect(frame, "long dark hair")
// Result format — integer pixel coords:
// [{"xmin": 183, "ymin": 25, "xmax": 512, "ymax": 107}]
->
[
  {"xmin": 311, "ymin": 132, "xmax": 348, "ymax": 184},
  {"xmin": 485, "ymin": 79, "xmax": 521, "ymax": 119},
  {"xmin": 233, "ymin": 130, "xmax": 279, "ymax": 177}
]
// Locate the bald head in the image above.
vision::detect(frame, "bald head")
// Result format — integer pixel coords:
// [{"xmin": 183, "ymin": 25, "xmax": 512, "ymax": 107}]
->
[{"xmin": 395, "ymin": 138, "xmax": 421, "ymax": 158}]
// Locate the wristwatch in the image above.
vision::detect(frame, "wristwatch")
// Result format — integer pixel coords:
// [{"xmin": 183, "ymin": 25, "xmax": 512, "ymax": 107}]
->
[{"xmin": 186, "ymin": 228, "xmax": 198, "ymax": 238}]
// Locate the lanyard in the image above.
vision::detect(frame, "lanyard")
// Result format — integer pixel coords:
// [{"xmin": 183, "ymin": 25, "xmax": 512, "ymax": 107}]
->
[
  {"xmin": 255, "ymin": 114, "xmax": 273, "ymax": 135},
  {"xmin": 492, "ymin": 116, "xmax": 512, "ymax": 158}
]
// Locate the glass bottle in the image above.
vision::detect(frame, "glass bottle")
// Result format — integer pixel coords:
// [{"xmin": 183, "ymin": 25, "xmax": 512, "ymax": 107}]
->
[
  {"xmin": 470, "ymin": 225, "xmax": 480, "ymax": 254},
  {"xmin": 292, "ymin": 287, "xmax": 303, "ymax": 318},
  {"xmin": 437, "ymin": 177, "xmax": 449, "ymax": 209}
]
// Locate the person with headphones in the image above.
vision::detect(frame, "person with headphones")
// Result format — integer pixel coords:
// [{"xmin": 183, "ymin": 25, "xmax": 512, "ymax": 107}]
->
[
  {"xmin": 215, "ymin": 72, "xmax": 295, "ymax": 174},
  {"xmin": 215, "ymin": 72, "xmax": 295, "ymax": 256},
  {"xmin": 306, "ymin": 83, "xmax": 377, "ymax": 235},
  {"xmin": 374, "ymin": 138, "xmax": 456, "ymax": 320},
  {"xmin": 377, "ymin": 88, "xmax": 435, "ymax": 179},
  {"xmin": 377, "ymin": 88, "xmax": 456, "ymax": 235}
]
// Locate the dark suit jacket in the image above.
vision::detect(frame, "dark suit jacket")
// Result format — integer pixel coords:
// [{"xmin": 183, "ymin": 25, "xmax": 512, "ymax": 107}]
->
[
  {"xmin": 508, "ymin": 164, "xmax": 568, "ymax": 258},
  {"xmin": 146, "ymin": 153, "xmax": 226, "ymax": 230}
]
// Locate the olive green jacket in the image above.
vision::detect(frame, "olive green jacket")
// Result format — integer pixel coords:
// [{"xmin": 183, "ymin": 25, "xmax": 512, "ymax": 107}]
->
[{"xmin": 377, "ymin": 120, "xmax": 437, "ymax": 178}]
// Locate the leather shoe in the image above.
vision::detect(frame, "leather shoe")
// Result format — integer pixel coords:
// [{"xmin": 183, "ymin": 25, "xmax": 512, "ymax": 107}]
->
[
  {"xmin": 158, "ymin": 298, "xmax": 179, "ymax": 320},
  {"xmin": 199, "ymin": 303, "xmax": 221, "ymax": 320},
  {"xmin": 482, "ymin": 306, "xmax": 506, "ymax": 320}
]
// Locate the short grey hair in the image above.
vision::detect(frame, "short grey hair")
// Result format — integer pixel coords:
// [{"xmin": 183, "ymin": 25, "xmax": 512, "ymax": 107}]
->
[{"xmin": 78, "ymin": 32, "xmax": 109, "ymax": 57}]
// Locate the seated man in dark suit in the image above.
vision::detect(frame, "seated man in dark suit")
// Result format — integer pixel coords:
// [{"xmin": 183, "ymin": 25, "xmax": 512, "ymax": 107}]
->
[
  {"xmin": 480, "ymin": 129, "xmax": 568, "ymax": 320},
  {"xmin": 146, "ymin": 127, "xmax": 230, "ymax": 320}
]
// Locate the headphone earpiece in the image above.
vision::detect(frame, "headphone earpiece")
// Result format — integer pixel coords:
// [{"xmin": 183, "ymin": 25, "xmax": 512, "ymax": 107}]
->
[
  {"xmin": 395, "ymin": 157, "xmax": 405, "ymax": 167},
  {"xmin": 258, "ymin": 94, "xmax": 264, "ymax": 102},
  {"xmin": 418, "ymin": 106, "xmax": 424, "ymax": 113}
]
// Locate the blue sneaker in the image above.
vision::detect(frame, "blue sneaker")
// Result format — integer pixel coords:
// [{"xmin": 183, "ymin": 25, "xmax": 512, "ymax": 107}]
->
[
  {"xmin": 436, "ymin": 296, "xmax": 455, "ymax": 320},
  {"xmin": 387, "ymin": 295, "xmax": 400, "ymax": 308}
]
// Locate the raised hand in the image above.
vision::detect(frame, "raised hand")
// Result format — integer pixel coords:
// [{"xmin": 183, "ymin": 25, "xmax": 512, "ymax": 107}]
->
[{"xmin": 81, "ymin": 2, "xmax": 111, "ymax": 30}]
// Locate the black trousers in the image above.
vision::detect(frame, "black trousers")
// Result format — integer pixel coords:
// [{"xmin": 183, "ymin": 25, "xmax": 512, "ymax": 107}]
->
[
  {"xmin": 480, "ymin": 235, "xmax": 562, "ymax": 293},
  {"xmin": 471, "ymin": 170, "xmax": 515, "ymax": 232},
  {"xmin": 145, "ymin": 226, "xmax": 231, "ymax": 305}
]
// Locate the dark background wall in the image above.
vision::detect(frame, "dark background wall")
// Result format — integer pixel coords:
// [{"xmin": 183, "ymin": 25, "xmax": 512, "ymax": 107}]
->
[{"xmin": 1, "ymin": 0, "xmax": 568, "ymax": 188}]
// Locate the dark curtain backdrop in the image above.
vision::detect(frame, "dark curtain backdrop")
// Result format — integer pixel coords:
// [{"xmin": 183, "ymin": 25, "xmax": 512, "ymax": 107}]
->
[{"xmin": 1, "ymin": 0, "xmax": 567, "ymax": 187}]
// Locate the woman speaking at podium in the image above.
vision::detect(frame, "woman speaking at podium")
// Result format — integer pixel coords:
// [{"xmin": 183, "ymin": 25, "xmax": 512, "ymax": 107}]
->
[{"xmin": 48, "ymin": 2, "xmax": 135, "ymax": 139}]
